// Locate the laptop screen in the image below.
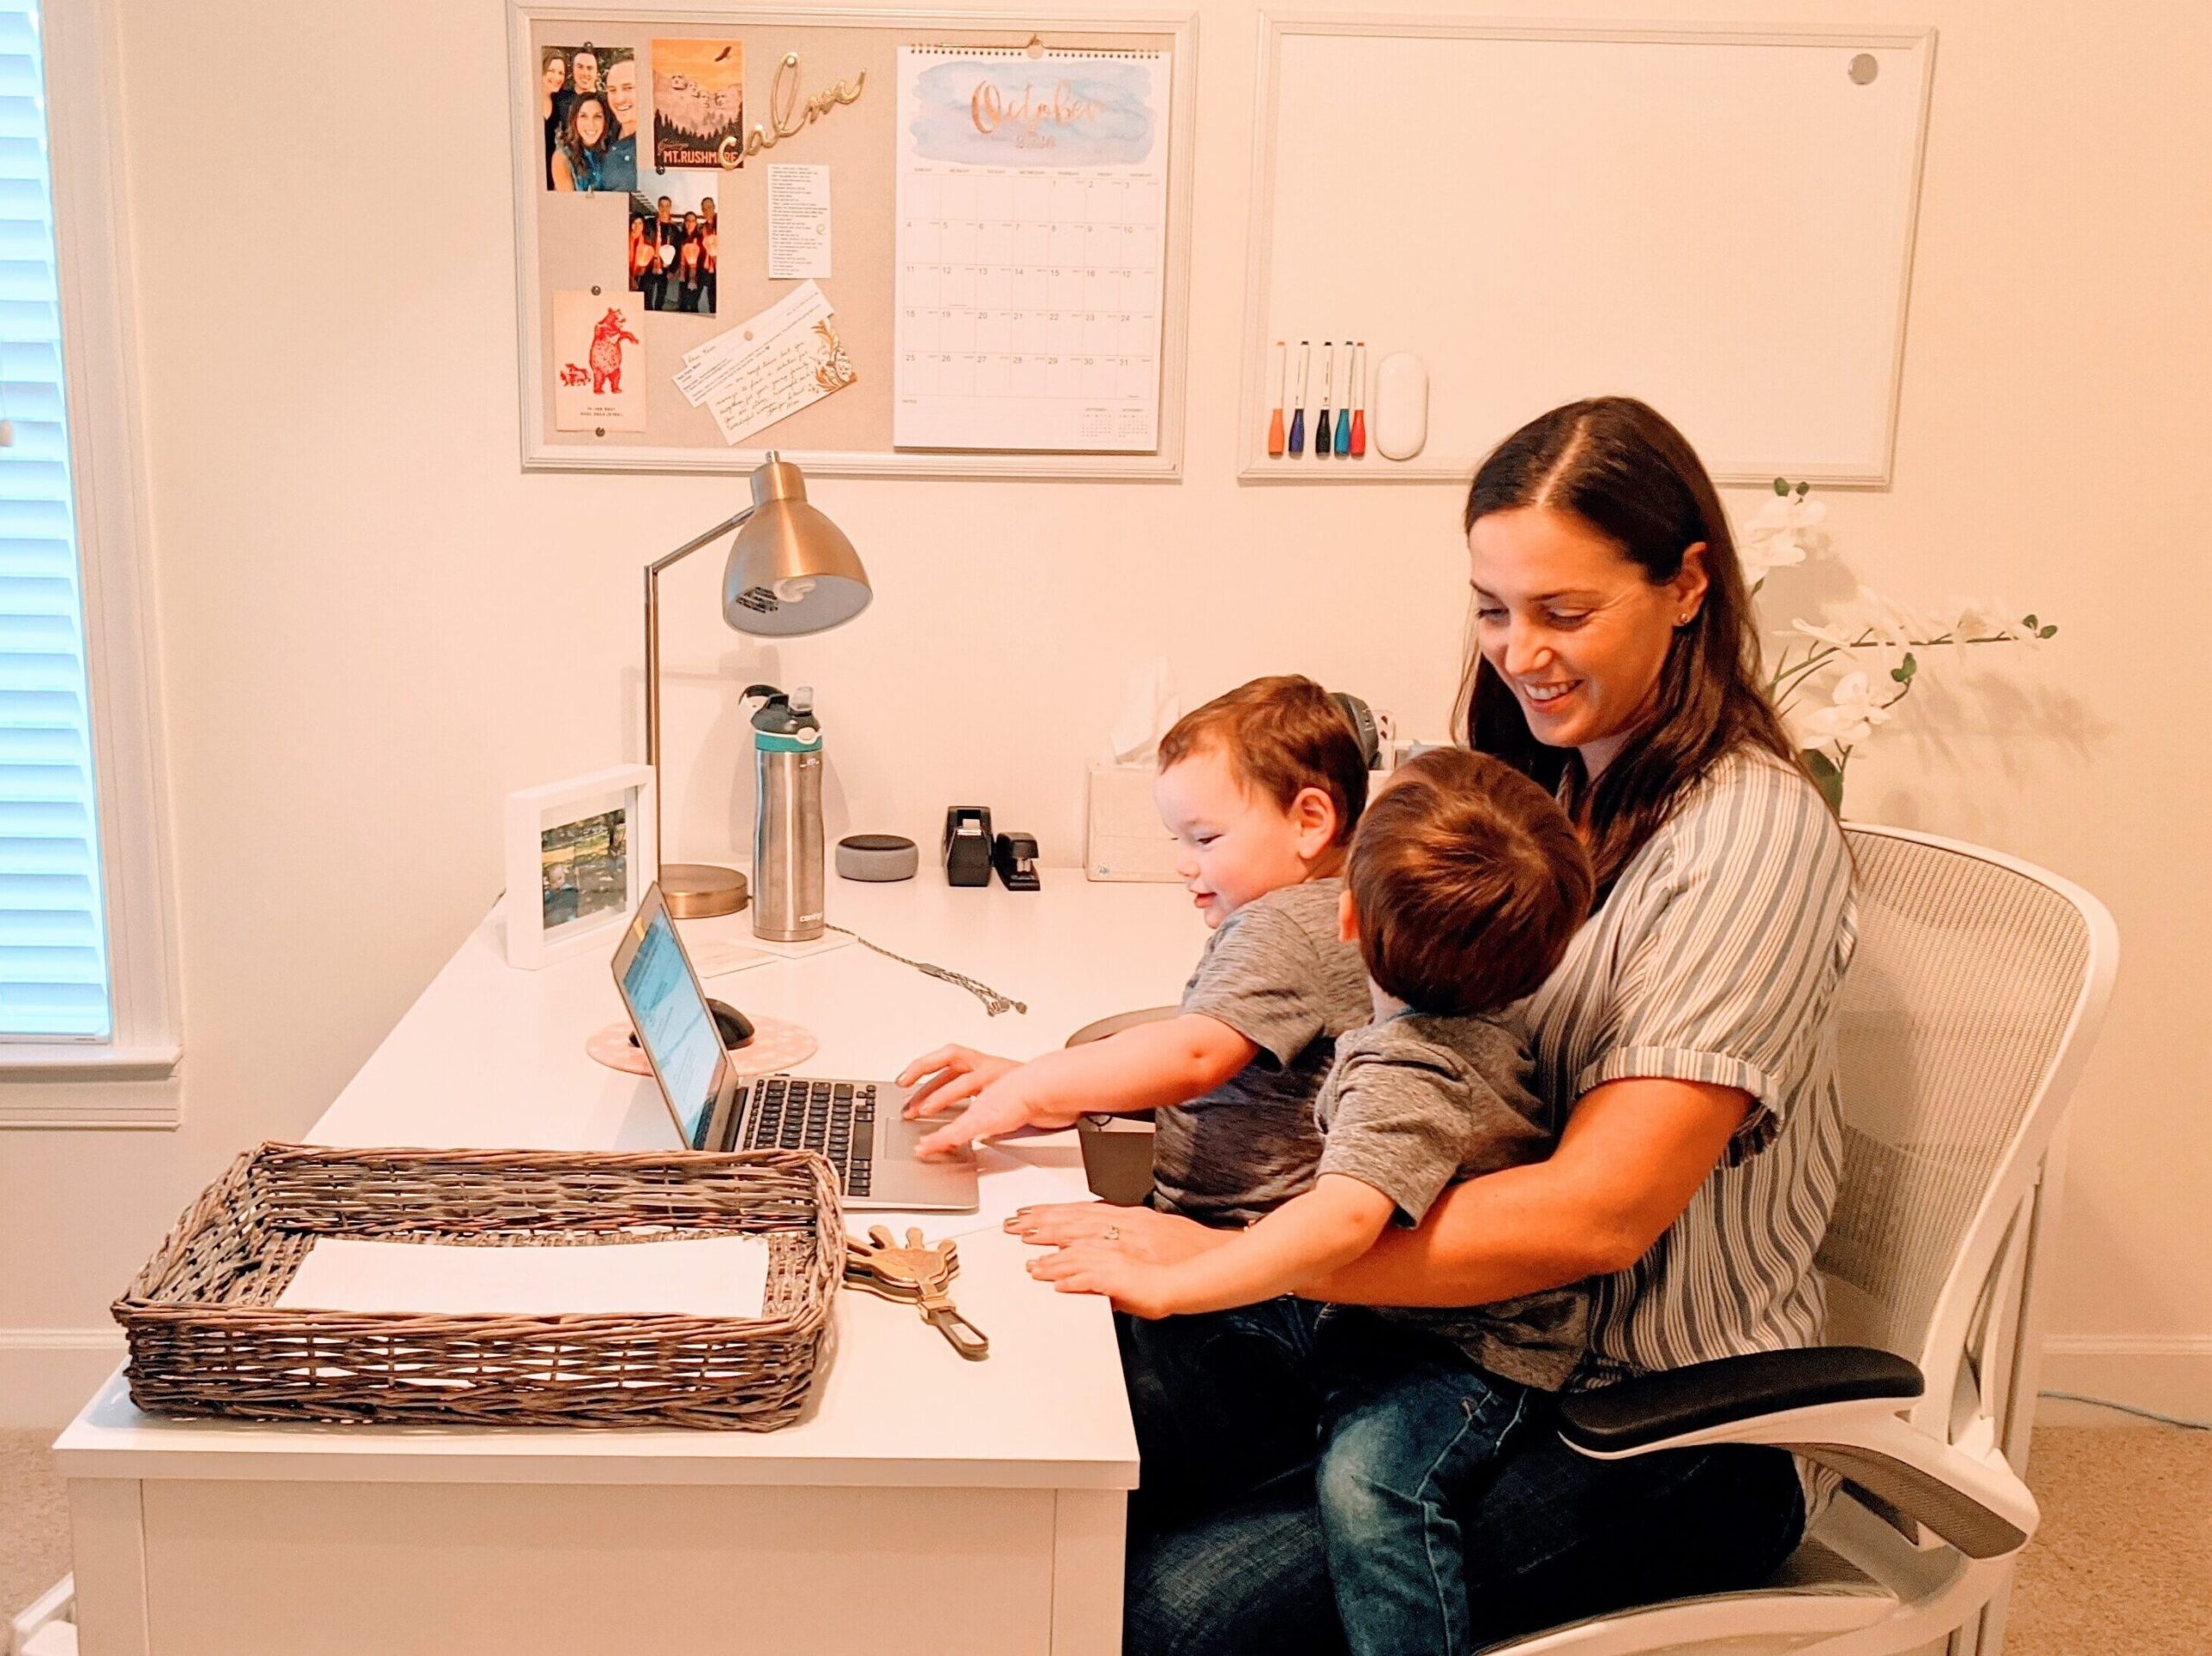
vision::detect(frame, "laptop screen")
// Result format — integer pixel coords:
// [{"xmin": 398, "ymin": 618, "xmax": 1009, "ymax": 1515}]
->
[{"xmin": 619, "ymin": 901, "xmax": 721, "ymax": 1144}]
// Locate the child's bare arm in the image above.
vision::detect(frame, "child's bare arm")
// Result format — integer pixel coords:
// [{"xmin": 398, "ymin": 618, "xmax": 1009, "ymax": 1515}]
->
[
  {"xmin": 1041, "ymin": 1175, "xmax": 1395, "ymax": 1317},
  {"xmin": 909, "ymin": 1014, "xmax": 1258, "ymax": 1157}
]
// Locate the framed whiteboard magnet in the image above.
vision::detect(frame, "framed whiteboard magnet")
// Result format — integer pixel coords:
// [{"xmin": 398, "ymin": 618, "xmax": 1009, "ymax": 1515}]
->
[{"xmin": 1373, "ymin": 352, "xmax": 1427, "ymax": 461}]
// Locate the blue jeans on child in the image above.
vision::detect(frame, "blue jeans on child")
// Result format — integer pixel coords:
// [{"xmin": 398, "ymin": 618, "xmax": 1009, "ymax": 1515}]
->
[{"xmin": 1312, "ymin": 1311, "xmax": 1539, "ymax": 1656}]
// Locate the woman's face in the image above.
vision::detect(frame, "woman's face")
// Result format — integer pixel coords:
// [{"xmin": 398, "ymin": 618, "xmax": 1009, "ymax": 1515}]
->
[
  {"xmin": 575, "ymin": 100, "xmax": 606, "ymax": 148},
  {"xmin": 1467, "ymin": 505, "xmax": 1707, "ymax": 771},
  {"xmin": 605, "ymin": 60, "xmax": 637, "ymax": 128},
  {"xmin": 543, "ymin": 57, "xmax": 566, "ymax": 93}
]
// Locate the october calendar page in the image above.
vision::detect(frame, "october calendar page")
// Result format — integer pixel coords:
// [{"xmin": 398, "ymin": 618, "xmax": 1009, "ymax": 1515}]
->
[{"xmin": 893, "ymin": 48, "xmax": 1169, "ymax": 452}]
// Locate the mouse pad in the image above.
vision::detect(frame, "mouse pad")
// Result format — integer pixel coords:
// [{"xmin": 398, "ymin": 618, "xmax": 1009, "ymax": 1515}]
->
[{"xmin": 587, "ymin": 1015, "xmax": 819, "ymax": 1079}]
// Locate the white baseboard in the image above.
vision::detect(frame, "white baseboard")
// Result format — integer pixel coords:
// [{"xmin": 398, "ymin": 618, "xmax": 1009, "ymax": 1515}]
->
[
  {"xmin": 0, "ymin": 1330, "xmax": 124, "ymax": 1430},
  {"xmin": 2037, "ymin": 1335, "xmax": 2212, "ymax": 1427}
]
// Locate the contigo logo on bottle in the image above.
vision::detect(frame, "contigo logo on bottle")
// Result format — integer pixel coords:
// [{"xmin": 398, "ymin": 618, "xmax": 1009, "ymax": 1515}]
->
[
  {"xmin": 800, "ymin": 753, "xmax": 821, "ymax": 768},
  {"xmin": 801, "ymin": 910, "xmax": 823, "ymax": 924}
]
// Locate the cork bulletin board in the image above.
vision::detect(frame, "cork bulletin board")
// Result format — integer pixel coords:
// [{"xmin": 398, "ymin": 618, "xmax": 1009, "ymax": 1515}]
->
[{"xmin": 508, "ymin": 4, "xmax": 1198, "ymax": 479}]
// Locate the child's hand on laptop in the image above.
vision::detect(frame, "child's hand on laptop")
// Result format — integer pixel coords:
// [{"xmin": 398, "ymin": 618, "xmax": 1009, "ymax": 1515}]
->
[{"xmin": 907, "ymin": 1056, "xmax": 1080, "ymax": 1158}]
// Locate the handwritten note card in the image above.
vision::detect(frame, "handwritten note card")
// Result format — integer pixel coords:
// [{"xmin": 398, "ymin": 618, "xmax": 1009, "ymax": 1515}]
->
[
  {"xmin": 893, "ymin": 47, "xmax": 1170, "ymax": 453},
  {"xmin": 768, "ymin": 163, "xmax": 833, "ymax": 279},
  {"xmin": 674, "ymin": 280, "xmax": 857, "ymax": 446}
]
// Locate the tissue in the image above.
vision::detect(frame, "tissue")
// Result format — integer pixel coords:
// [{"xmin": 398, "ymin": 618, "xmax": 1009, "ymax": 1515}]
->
[
  {"xmin": 1090, "ymin": 661, "xmax": 1184, "ymax": 882},
  {"xmin": 1105, "ymin": 660, "xmax": 1181, "ymax": 767}
]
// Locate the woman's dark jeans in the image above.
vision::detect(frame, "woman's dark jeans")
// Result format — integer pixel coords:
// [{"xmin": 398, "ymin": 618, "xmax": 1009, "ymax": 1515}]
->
[{"xmin": 1116, "ymin": 1304, "xmax": 1808, "ymax": 1656}]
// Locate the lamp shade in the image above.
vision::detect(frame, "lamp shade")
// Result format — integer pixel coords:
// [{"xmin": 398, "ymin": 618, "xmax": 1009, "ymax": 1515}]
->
[{"xmin": 721, "ymin": 455, "xmax": 872, "ymax": 636}]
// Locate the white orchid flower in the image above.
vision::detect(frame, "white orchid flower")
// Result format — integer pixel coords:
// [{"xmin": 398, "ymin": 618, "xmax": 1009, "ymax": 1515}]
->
[
  {"xmin": 1988, "ymin": 596, "xmax": 2046, "ymax": 649},
  {"xmin": 1738, "ymin": 494, "xmax": 1827, "ymax": 584},
  {"xmin": 1790, "ymin": 617, "xmax": 1861, "ymax": 650},
  {"xmin": 1796, "ymin": 669, "xmax": 1894, "ymax": 749},
  {"xmin": 1867, "ymin": 593, "xmax": 1933, "ymax": 648}
]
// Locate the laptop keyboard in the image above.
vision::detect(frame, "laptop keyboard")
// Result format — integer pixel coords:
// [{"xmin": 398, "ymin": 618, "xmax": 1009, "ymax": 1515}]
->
[{"xmin": 739, "ymin": 1076, "xmax": 876, "ymax": 1197}]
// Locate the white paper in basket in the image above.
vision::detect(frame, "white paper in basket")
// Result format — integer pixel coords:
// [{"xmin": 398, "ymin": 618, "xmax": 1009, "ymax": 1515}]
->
[{"xmin": 276, "ymin": 1234, "xmax": 771, "ymax": 1321}]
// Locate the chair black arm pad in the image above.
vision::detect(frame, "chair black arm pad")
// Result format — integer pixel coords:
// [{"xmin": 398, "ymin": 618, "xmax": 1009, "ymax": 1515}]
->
[{"xmin": 1557, "ymin": 1347, "xmax": 1924, "ymax": 1455}]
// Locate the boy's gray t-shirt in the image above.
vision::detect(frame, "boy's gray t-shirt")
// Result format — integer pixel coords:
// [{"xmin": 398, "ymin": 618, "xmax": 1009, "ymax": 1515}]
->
[
  {"xmin": 1316, "ymin": 1010, "xmax": 1590, "ymax": 1391},
  {"xmin": 1151, "ymin": 878, "xmax": 1372, "ymax": 1227}
]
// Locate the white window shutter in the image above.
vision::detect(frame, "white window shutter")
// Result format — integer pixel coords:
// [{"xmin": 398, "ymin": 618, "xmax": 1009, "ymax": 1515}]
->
[{"xmin": 0, "ymin": 1, "xmax": 111, "ymax": 1042}]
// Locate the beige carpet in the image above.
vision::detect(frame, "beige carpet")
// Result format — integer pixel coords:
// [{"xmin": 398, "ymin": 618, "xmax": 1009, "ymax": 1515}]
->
[{"xmin": 3, "ymin": 1424, "xmax": 2207, "ymax": 1645}]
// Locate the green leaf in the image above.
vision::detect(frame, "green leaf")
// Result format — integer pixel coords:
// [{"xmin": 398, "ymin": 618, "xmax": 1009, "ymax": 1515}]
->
[
  {"xmin": 1901, "ymin": 652, "xmax": 1917, "ymax": 678},
  {"xmin": 2040, "ymin": 624, "xmax": 2057, "ymax": 638},
  {"xmin": 1891, "ymin": 664, "xmax": 1910, "ymax": 683},
  {"xmin": 1772, "ymin": 477, "xmax": 1790, "ymax": 496},
  {"xmin": 2023, "ymin": 613, "xmax": 2039, "ymax": 629},
  {"xmin": 1795, "ymin": 480, "xmax": 1810, "ymax": 498},
  {"xmin": 1802, "ymin": 749, "xmax": 1845, "ymax": 813}
]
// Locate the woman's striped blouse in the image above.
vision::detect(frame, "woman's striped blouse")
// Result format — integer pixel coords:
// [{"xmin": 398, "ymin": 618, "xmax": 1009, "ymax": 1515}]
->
[{"xmin": 1525, "ymin": 746, "xmax": 1858, "ymax": 1389}]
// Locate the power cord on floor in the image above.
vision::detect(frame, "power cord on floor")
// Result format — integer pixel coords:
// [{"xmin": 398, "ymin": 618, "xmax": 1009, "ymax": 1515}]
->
[{"xmin": 2038, "ymin": 1390, "xmax": 2211, "ymax": 1431}]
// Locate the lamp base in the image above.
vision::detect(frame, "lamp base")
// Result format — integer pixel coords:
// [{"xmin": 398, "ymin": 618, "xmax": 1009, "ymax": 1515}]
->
[{"xmin": 663, "ymin": 863, "xmax": 750, "ymax": 918}]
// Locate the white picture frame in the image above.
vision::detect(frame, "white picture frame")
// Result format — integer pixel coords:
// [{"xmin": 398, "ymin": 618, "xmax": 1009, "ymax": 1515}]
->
[{"xmin": 503, "ymin": 765, "xmax": 658, "ymax": 969}]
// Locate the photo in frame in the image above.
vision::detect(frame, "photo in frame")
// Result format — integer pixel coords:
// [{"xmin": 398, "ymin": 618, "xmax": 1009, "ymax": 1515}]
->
[{"xmin": 503, "ymin": 765, "xmax": 658, "ymax": 968}]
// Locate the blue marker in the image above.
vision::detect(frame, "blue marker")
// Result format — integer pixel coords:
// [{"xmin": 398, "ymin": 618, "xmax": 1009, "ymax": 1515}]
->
[{"xmin": 1334, "ymin": 339, "xmax": 1353, "ymax": 455}]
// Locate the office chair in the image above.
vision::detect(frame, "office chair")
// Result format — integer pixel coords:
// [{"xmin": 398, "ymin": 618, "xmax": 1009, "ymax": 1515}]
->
[{"xmin": 1499, "ymin": 824, "xmax": 2118, "ymax": 1656}]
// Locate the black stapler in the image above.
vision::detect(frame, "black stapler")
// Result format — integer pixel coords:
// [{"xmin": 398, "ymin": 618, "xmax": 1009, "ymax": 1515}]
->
[
  {"xmin": 993, "ymin": 832, "xmax": 1040, "ymax": 891},
  {"xmin": 943, "ymin": 806, "xmax": 994, "ymax": 886}
]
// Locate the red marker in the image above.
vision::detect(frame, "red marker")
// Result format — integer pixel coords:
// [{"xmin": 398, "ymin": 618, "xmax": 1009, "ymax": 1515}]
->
[{"xmin": 1348, "ymin": 342, "xmax": 1368, "ymax": 458}]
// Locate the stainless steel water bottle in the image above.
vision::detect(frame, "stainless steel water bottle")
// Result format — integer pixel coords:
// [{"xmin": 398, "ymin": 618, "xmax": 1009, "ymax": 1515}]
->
[{"xmin": 748, "ymin": 684, "xmax": 825, "ymax": 941}]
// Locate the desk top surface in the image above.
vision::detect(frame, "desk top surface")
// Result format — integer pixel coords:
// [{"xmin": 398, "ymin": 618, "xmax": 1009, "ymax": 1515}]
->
[{"xmin": 56, "ymin": 872, "xmax": 1206, "ymax": 1488}]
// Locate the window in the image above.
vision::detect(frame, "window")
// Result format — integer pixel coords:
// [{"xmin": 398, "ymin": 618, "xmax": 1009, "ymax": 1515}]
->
[
  {"xmin": 0, "ymin": 0, "xmax": 178, "ymax": 1111},
  {"xmin": 0, "ymin": 2, "xmax": 106, "ymax": 1040}
]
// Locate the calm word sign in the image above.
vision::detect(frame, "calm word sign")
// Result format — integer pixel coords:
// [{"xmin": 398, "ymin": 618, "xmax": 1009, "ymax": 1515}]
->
[{"xmin": 730, "ymin": 53, "xmax": 865, "ymax": 163}]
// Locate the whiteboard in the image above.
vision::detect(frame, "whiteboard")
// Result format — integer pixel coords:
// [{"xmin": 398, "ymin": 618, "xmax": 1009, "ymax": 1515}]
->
[{"xmin": 1240, "ymin": 17, "xmax": 1936, "ymax": 485}]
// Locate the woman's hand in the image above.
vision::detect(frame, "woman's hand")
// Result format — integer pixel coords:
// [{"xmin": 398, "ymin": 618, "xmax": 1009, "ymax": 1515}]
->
[
  {"xmin": 1009, "ymin": 1202, "xmax": 1229, "ymax": 1266},
  {"xmin": 1027, "ymin": 1241, "xmax": 1179, "ymax": 1319},
  {"xmin": 899, "ymin": 1045, "xmax": 1019, "ymax": 1119}
]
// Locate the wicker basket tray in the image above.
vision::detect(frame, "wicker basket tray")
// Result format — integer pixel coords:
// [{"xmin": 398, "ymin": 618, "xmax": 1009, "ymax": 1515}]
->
[{"xmin": 113, "ymin": 1142, "xmax": 843, "ymax": 1430}]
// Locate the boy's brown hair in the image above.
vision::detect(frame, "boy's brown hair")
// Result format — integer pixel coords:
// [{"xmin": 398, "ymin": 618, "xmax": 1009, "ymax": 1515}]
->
[
  {"xmin": 1348, "ymin": 748, "xmax": 1594, "ymax": 1017},
  {"xmin": 1156, "ymin": 675, "xmax": 1369, "ymax": 847}
]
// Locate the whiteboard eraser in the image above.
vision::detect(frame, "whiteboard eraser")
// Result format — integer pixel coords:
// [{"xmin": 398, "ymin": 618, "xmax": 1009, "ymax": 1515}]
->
[{"xmin": 1373, "ymin": 353, "xmax": 1427, "ymax": 460}]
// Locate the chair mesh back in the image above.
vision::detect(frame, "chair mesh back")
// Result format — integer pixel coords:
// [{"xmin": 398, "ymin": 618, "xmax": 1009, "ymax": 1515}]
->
[{"xmin": 1817, "ymin": 831, "xmax": 2090, "ymax": 1367}]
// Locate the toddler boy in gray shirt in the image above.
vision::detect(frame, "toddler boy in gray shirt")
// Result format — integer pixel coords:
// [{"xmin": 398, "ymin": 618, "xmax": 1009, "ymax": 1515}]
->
[
  {"xmin": 1048, "ymin": 748, "xmax": 1597, "ymax": 1656},
  {"xmin": 904, "ymin": 673, "xmax": 1372, "ymax": 1220}
]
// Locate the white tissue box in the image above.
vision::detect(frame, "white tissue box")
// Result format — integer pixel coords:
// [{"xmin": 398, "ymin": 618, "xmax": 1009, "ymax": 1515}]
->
[{"xmin": 1086, "ymin": 765, "xmax": 1180, "ymax": 883}]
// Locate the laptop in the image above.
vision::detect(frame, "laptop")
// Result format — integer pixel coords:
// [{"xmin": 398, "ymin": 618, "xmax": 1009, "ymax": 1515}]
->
[{"xmin": 610, "ymin": 884, "xmax": 979, "ymax": 1211}]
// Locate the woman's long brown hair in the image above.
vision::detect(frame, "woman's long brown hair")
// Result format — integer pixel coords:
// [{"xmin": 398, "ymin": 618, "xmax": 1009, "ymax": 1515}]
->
[{"xmin": 1457, "ymin": 397, "xmax": 1803, "ymax": 897}]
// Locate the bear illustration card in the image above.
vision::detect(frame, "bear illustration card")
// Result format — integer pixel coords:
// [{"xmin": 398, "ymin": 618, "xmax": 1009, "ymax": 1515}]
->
[{"xmin": 552, "ymin": 289, "xmax": 649, "ymax": 432}]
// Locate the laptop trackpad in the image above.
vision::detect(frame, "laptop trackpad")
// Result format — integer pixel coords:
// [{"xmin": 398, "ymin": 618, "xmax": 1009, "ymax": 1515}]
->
[{"xmin": 860, "ymin": 1112, "xmax": 979, "ymax": 1210}]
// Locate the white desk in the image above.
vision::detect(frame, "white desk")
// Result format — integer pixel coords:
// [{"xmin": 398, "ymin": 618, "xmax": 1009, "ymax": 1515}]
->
[{"xmin": 55, "ymin": 872, "xmax": 1205, "ymax": 1656}]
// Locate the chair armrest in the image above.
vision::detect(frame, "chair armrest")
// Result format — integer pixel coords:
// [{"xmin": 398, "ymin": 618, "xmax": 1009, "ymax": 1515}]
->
[
  {"xmin": 1558, "ymin": 1349, "xmax": 2035, "ymax": 1561},
  {"xmin": 1558, "ymin": 1347, "xmax": 1923, "ymax": 1454}
]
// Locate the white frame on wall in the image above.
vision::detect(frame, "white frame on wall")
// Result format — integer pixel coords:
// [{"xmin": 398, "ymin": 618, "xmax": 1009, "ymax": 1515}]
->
[
  {"xmin": 505, "ymin": 2, "xmax": 1200, "ymax": 481},
  {"xmin": 0, "ymin": 0, "xmax": 186, "ymax": 1121},
  {"xmin": 503, "ymin": 765, "xmax": 659, "ymax": 969},
  {"xmin": 1236, "ymin": 13, "xmax": 1938, "ymax": 488}
]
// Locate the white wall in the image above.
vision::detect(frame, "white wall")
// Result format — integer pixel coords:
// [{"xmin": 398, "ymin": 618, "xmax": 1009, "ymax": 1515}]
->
[{"xmin": 3, "ymin": 0, "xmax": 2207, "ymax": 1424}]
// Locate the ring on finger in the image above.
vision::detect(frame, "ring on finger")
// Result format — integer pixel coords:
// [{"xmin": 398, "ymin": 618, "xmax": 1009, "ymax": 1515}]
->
[{"xmin": 1103, "ymin": 1225, "xmax": 1121, "ymax": 1243}]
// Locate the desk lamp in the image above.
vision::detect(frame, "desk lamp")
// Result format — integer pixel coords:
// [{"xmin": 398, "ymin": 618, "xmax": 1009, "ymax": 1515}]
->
[{"xmin": 645, "ymin": 453, "xmax": 871, "ymax": 918}]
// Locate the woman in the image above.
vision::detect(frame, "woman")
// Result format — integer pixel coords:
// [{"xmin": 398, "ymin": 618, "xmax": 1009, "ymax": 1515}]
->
[
  {"xmin": 1003, "ymin": 397, "xmax": 1856, "ymax": 1650},
  {"xmin": 550, "ymin": 92, "xmax": 613, "ymax": 193},
  {"xmin": 539, "ymin": 51, "xmax": 569, "ymax": 190}
]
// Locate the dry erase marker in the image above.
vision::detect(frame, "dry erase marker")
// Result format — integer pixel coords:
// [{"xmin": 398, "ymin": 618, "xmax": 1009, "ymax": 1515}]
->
[
  {"xmin": 1315, "ymin": 342, "xmax": 1334, "ymax": 459},
  {"xmin": 1287, "ymin": 340, "xmax": 1309, "ymax": 456},
  {"xmin": 1334, "ymin": 338, "xmax": 1353, "ymax": 455},
  {"xmin": 1267, "ymin": 340, "xmax": 1286, "ymax": 458},
  {"xmin": 1349, "ymin": 343, "xmax": 1368, "ymax": 458}
]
